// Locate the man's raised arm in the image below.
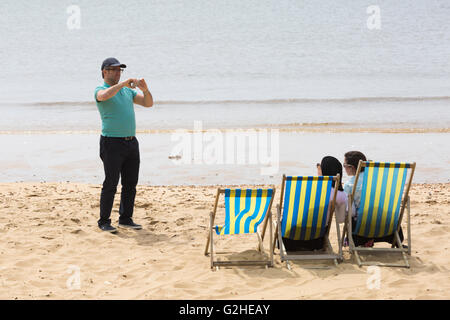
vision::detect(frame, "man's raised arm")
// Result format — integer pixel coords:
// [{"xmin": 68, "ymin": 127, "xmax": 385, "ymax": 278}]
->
[
  {"xmin": 134, "ymin": 78, "xmax": 154, "ymax": 108},
  {"xmin": 96, "ymin": 78, "xmax": 137, "ymax": 102}
]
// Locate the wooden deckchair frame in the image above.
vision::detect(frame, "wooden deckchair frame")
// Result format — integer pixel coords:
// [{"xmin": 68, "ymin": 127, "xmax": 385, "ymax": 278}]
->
[
  {"xmin": 343, "ymin": 160, "xmax": 416, "ymax": 268},
  {"xmin": 273, "ymin": 174, "xmax": 343, "ymax": 270},
  {"xmin": 204, "ymin": 187, "xmax": 275, "ymax": 270}
]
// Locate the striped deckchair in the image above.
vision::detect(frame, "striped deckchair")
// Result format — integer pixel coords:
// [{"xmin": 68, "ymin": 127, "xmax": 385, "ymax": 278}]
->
[
  {"xmin": 274, "ymin": 175, "xmax": 343, "ymax": 269},
  {"xmin": 345, "ymin": 161, "xmax": 416, "ymax": 268},
  {"xmin": 204, "ymin": 188, "xmax": 275, "ymax": 269}
]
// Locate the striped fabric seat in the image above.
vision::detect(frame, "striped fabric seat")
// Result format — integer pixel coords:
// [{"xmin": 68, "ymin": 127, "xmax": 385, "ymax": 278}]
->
[
  {"xmin": 206, "ymin": 187, "xmax": 276, "ymax": 269},
  {"xmin": 346, "ymin": 160, "xmax": 416, "ymax": 268},
  {"xmin": 216, "ymin": 189, "xmax": 274, "ymax": 235},
  {"xmin": 280, "ymin": 176, "xmax": 333, "ymax": 241},
  {"xmin": 354, "ymin": 162, "xmax": 411, "ymax": 238}
]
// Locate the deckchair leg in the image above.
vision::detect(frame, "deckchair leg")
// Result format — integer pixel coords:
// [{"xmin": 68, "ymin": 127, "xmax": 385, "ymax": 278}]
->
[
  {"xmin": 325, "ymin": 237, "xmax": 340, "ymax": 266},
  {"xmin": 273, "ymin": 225, "xmax": 278, "ymax": 254},
  {"xmin": 256, "ymin": 231, "xmax": 264, "ymax": 253},
  {"xmin": 341, "ymin": 221, "xmax": 347, "ymax": 248},
  {"xmin": 325, "ymin": 237, "xmax": 333, "ymax": 254},
  {"xmin": 394, "ymin": 231, "xmax": 410, "ymax": 268},
  {"xmin": 205, "ymin": 212, "xmax": 217, "ymax": 255},
  {"xmin": 347, "ymin": 214, "xmax": 355, "ymax": 251},
  {"xmin": 276, "ymin": 205, "xmax": 285, "ymax": 257},
  {"xmin": 276, "ymin": 209, "xmax": 293, "ymax": 270},
  {"xmin": 205, "ymin": 211, "xmax": 214, "ymax": 256},
  {"xmin": 205, "ymin": 189, "xmax": 220, "ymax": 257},
  {"xmin": 354, "ymin": 250, "xmax": 363, "ymax": 267},
  {"xmin": 205, "ymin": 228, "xmax": 211, "ymax": 256},
  {"xmin": 273, "ymin": 206, "xmax": 281, "ymax": 254},
  {"xmin": 261, "ymin": 210, "xmax": 269, "ymax": 241},
  {"xmin": 210, "ymin": 212, "xmax": 215, "ymax": 269},
  {"xmin": 325, "ymin": 237, "xmax": 338, "ymax": 266},
  {"xmin": 401, "ymin": 252, "xmax": 410, "ymax": 268},
  {"xmin": 347, "ymin": 225, "xmax": 362, "ymax": 266},
  {"xmin": 335, "ymin": 220, "xmax": 343, "ymax": 260},
  {"xmin": 286, "ymin": 260, "xmax": 291, "ymax": 270},
  {"xmin": 407, "ymin": 196, "xmax": 411, "ymax": 256},
  {"xmin": 268, "ymin": 210, "xmax": 274, "ymax": 267}
]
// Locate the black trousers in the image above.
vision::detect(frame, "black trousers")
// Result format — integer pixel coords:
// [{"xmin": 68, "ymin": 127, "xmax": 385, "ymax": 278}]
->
[
  {"xmin": 281, "ymin": 236, "xmax": 325, "ymax": 252},
  {"xmin": 98, "ymin": 135, "xmax": 140, "ymax": 226},
  {"xmin": 351, "ymin": 218, "xmax": 404, "ymax": 247}
]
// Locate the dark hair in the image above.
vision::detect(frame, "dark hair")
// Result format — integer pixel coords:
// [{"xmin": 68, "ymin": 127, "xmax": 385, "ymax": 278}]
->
[
  {"xmin": 320, "ymin": 156, "xmax": 343, "ymax": 191},
  {"xmin": 344, "ymin": 151, "xmax": 367, "ymax": 172}
]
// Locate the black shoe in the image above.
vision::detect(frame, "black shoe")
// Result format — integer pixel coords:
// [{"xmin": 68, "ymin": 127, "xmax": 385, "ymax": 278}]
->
[
  {"xmin": 118, "ymin": 221, "xmax": 142, "ymax": 230},
  {"xmin": 99, "ymin": 224, "xmax": 117, "ymax": 233}
]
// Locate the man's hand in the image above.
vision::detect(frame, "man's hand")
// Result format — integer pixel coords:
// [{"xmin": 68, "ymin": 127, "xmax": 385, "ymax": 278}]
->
[
  {"xmin": 122, "ymin": 78, "xmax": 138, "ymax": 89},
  {"xmin": 137, "ymin": 78, "xmax": 149, "ymax": 92},
  {"xmin": 133, "ymin": 78, "xmax": 153, "ymax": 107}
]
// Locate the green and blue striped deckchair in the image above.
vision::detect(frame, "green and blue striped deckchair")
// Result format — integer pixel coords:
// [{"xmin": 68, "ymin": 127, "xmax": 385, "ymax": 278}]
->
[
  {"xmin": 274, "ymin": 175, "xmax": 342, "ymax": 269},
  {"xmin": 346, "ymin": 161, "xmax": 416, "ymax": 268},
  {"xmin": 205, "ymin": 188, "xmax": 275, "ymax": 269}
]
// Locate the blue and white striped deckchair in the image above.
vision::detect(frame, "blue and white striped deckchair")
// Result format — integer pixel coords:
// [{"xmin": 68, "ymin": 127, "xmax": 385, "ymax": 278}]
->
[
  {"xmin": 205, "ymin": 188, "xmax": 275, "ymax": 269},
  {"xmin": 275, "ymin": 175, "xmax": 343, "ymax": 269},
  {"xmin": 346, "ymin": 161, "xmax": 416, "ymax": 268}
]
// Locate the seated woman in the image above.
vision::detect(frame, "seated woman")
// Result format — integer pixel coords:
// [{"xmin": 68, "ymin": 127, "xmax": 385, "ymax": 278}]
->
[
  {"xmin": 343, "ymin": 151, "xmax": 405, "ymax": 247},
  {"xmin": 282, "ymin": 156, "xmax": 347, "ymax": 252}
]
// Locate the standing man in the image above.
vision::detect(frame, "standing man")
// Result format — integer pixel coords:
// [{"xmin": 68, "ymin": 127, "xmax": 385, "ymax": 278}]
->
[{"xmin": 95, "ymin": 57, "xmax": 153, "ymax": 233}]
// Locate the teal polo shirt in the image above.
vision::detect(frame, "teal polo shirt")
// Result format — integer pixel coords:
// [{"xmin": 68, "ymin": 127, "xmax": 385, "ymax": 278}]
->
[{"xmin": 94, "ymin": 82, "xmax": 138, "ymax": 137}]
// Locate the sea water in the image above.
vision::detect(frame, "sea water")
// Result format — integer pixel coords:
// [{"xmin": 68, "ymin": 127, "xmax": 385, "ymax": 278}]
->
[{"xmin": 0, "ymin": 0, "xmax": 449, "ymax": 184}]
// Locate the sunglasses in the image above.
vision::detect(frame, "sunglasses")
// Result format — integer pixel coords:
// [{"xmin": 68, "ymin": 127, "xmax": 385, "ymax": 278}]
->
[{"xmin": 104, "ymin": 68, "xmax": 124, "ymax": 73}]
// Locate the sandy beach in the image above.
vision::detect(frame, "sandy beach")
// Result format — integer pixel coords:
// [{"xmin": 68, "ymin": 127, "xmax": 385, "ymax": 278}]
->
[
  {"xmin": 2, "ymin": 0, "xmax": 450, "ymax": 304},
  {"xmin": 0, "ymin": 182, "xmax": 448, "ymax": 300}
]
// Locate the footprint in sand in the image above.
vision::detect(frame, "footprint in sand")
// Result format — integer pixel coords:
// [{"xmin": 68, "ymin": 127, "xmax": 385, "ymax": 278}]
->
[
  {"xmin": 14, "ymin": 258, "xmax": 40, "ymax": 267},
  {"xmin": 70, "ymin": 229, "xmax": 87, "ymax": 235},
  {"xmin": 136, "ymin": 203, "xmax": 151, "ymax": 209},
  {"xmin": 388, "ymin": 279, "xmax": 413, "ymax": 287},
  {"xmin": 175, "ymin": 218, "xmax": 188, "ymax": 226}
]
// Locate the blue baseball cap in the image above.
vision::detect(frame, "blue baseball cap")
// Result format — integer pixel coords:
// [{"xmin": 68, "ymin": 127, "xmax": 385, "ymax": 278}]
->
[{"xmin": 101, "ymin": 57, "xmax": 127, "ymax": 70}]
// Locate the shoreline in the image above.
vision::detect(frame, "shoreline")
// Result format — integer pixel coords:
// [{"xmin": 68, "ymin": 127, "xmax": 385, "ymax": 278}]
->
[
  {"xmin": 1, "ymin": 132, "xmax": 449, "ymax": 185},
  {"xmin": 0, "ymin": 125, "xmax": 449, "ymax": 135}
]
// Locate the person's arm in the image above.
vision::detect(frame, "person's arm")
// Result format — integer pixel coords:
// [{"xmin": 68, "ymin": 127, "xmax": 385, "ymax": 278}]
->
[
  {"xmin": 133, "ymin": 78, "xmax": 154, "ymax": 108},
  {"xmin": 96, "ymin": 78, "xmax": 137, "ymax": 102}
]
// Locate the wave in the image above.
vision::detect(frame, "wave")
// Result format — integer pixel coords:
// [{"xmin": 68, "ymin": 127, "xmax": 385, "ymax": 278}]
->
[
  {"xmin": 156, "ymin": 96, "xmax": 450, "ymax": 105},
  {"xmin": 2, "ymin": 95, "xmax": 450, "ymax": 107}
]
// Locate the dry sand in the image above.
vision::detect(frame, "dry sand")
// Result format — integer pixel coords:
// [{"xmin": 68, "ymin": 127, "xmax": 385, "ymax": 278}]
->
[{"xmin": 0, "ymin": 182, "xmax": 448, "ymax": 300}]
